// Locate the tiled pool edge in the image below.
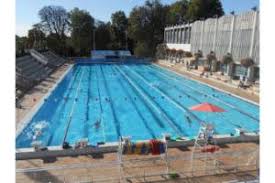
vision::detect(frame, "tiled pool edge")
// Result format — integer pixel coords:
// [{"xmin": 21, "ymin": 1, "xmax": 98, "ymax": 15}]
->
[
  {"xmin": 16, "ymin": 65, "xmax": 74, "ymax": 138},
  {"xmin": 154, "ymin": 63, "xmax": 259, "ymax": 106},
  {"xmin": 16, "ymin": 133, "xmax": 259, "ymax": 160}
]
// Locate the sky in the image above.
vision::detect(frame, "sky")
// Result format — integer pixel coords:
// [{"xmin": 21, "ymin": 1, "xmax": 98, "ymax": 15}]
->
[{"xmin": 16, "ymin": 0, "xmax": 259, "ymax": 36}]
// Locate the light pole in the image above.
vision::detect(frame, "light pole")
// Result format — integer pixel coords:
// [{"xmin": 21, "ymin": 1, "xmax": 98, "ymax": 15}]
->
[
  {"xmin": 125, "ymin": 30, "xmax": 128, "ymax": 50},
  {"xmin": 93, "ymin": 29, "xmax": 96, "ymax": 50}
]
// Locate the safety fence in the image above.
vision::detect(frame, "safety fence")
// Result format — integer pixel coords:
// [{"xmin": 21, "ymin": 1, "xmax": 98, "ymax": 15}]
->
[{"xmin": 16, "ymin": 146, "xmax": 259, "ymax": 183}]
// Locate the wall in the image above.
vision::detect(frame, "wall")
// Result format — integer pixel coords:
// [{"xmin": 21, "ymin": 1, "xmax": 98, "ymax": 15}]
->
[
  {"xmin": 190, "ymin": 11, "xmax": 259, "ymax": 65},
  {"xmin": 164, "ymin": 11, "xmax": 259, "ymax": 66}
]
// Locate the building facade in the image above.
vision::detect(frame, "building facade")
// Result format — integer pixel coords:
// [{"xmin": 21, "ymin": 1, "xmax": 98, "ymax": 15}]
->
[{"xmin": 163, "ymin": 10, "xmax": 259, "ymax": 81}]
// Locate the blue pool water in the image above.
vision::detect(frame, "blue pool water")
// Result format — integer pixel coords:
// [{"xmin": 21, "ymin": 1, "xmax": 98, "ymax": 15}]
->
[{"xmin": 16, "ymin": 62, "xmax": 259, "ymax": 148}]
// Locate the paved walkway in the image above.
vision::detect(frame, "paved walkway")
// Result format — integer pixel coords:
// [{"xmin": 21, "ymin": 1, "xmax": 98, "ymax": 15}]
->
[{"xmin": 16, "ymin": 143, "xmax": 258, "ymax": 182}]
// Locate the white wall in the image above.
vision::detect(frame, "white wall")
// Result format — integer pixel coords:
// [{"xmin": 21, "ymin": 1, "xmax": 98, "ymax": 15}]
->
[{"xmin": 166, "ymin": 43, "xmax": 191, "ymax": 52}]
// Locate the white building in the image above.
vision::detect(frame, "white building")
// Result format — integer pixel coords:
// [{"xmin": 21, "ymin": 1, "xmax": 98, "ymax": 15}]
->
[{"xmin": 163, "ymin": 10, "xmax": 259, "ymax": 81}]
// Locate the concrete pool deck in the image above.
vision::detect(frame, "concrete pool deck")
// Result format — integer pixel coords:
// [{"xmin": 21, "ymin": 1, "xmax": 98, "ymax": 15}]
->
[{"xmin": 16, "ymin": 142, "xmax": 259, "ymax": 182}]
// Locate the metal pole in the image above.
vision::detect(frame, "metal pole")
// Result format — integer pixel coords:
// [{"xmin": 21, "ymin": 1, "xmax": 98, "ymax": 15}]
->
[
  {"xmin": 93, "ymin": 29, "xmax": 96, "ymax": 50},
  {"xmin": 125, "ymin": 30, "xmax": 128, "ymax": 50}
]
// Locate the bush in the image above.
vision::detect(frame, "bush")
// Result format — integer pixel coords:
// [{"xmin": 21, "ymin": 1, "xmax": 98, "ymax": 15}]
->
[
  {"xmin": 194, "ymin": 50, "xmax": 203, "ymax": 58},
  {"xmin": 185, "ymin": 51, "xmax": 192, "ymax": 57},
  {"xmin": 134, "ymin": 42, "xmax": 152, "ymax": 57},
  {"xmin": 168, "ymin": 172, "xmax": 180, "ymax": 179},
  {"xmin": 221, "ymin": 52, "xmax": 233, "ymax": 65},
  {"xmin": 155, "ymin": 43, "xmax": 167, "ymax": 59},
  {"xmin": 240, "ymin": 57, "xmax": 254, "ymax": 68}
]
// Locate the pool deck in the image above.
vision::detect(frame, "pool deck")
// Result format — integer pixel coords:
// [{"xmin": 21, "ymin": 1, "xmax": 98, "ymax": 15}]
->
[
  {"xmin": 16, "ymin": 142, "xmax": 259, "ymax": 182},
  {"xmin": 156, "ymin": 60, "xmax": 259, "ymax": 104}
]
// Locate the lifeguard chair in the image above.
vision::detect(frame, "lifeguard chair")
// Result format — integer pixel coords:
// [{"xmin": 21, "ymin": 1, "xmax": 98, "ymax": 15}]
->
[{"xmin": 190, "ymin": 124, "xmax": 220, "ymax": 175}]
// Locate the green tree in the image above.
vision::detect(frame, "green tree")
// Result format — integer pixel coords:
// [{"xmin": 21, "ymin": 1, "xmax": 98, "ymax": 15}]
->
[
  {"xmin": 187, "ymin": 0, "xmax": 224, "ymax": 21},
  {"xmin": 94, "ymin": 21, "xmax": 112, "ymax": 50},
  {"xmin": 128, "ymin": 0, "xmax": 167, "ymax": 57},
  {"xmin": 27, "ymin": 27, "xmax": 46, "ymax": 50},
  {"xmin": 166, "ymin": 0, "xmax": 189, "ymax": 25},
  {"xmin": 69, "ymin": 8, "xmax": 95, "ymax": 56},
  {"xmin": 16, "ymin": 35, "xmax": 29, "ymax": 57},
  {"xmin": 110, "ymin": 11, "xmax": 128, "ymax": 50},
  {"xmin": 38, "ymin": 5, "xmax": 69, "ymax": 54}
]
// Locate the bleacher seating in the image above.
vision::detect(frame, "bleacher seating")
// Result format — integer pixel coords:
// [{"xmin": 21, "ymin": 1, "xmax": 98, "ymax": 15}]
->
[
  {"xmin": 16, "ymin": 54, "xmax": 55, "ymax": 97},
  {"xmin": 16, "ymin": 51, "xmax": 66, "ymax": 99},
  {"xmin": 40, "ymin": 51, "xmax": 66, "ymax": 67}
]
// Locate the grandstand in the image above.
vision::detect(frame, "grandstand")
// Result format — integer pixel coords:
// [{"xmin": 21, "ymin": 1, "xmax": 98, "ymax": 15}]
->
[
  {"xmin": 16, "ymin": 51, "xmax": 66, "ymax": 100},
  {"xmin": 40, "ymin": 50, "xmax": 66, "ymax": 67}
]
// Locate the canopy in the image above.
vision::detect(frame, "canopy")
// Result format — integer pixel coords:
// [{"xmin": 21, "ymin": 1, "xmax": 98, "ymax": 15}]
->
[{"xmin": 189, "ymin": 102, "xmax": 225, "ymax": 112}]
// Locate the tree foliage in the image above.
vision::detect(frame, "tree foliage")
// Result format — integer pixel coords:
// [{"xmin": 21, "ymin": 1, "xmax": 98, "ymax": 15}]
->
[
  {"xmin": 38, "ymin": 6, "xmax": 69, "ymax": 37},
  {"xmin": 187, "ymin": 0, "xmax": 224, "ymax": 21},
  {"xmin": 69, "ymin": 8, "xmax": 94, "ymax": 56},
  {"xmin": 27, "ymin": 27, "xmax": 46, "ymax": 50},
  {"xmin": 16, "ymin": 0, "xmax": 225, "ymax": 57},
  {"xmin": 109, "ymin": 11, "xmax": 128, "ymax": 49},
  {"xmin": 166, "ymin": 0, "xmax": 189, "ymax": 25},
  {"xmin": 128, "ymin": 0, "xmax": 168, "ymax": 57},
  {"xmin": 94, "ymin": 21, "xmax": 112, "ymax": 50}
]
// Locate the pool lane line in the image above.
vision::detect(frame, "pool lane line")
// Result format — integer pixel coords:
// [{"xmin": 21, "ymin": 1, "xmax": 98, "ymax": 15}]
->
[
  {"xmin": 99, "ymin": 64, "xmax": 121, "ymax": 138},
  {"xmin": 115, "ymin": 65, "xmax": 185, "ymax": 137},
  {"xmin": 46, "ymin": 67, "xmax": 83, "ymax": 146},
  {"xmin": 114, "ymin": 65, "xmax": 166, "ymax": 129},
  {"xmin": 94, "ymin": 65, "xmax": 107, "ymax": 143},
  {"xmin": 133, "ymin": 65, "xmax": 246, "ymax": 131},
  {"xmin": 110, "ymin": 66, "xmax": 157, "ymax": 139},
  {"xmin": 149, "ymin": 64, "xmax": 259, "ymax": 122},
  {"xmin": 16, "ymin": 64, "xmax": 74, "ymax": 139},
  {"xmin": 84, "ymin": 66, "xmax": 92, "ymax": 139},
  {"xmin": 62, "ymin": 67, "xmax": 85, "ymax": 145},
  {"xmin": 123, "ymin": 65, "xmax": 204, "ymax": 126}
]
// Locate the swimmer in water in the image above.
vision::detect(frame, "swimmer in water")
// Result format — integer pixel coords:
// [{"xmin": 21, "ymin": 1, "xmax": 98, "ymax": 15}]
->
[
  {"xmin": 186, "ymin": 115, "xmax": 192, "ymax": 127},
  {"xmin": 94, "ymin": 120, "xmax": 101, "ymax": 129}
]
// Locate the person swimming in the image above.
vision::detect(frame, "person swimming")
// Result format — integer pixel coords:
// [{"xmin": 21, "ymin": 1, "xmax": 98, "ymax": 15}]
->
[
  {"xmin": 94, "ymin": 120, "xmax": 101, "ymax": 129},
  {"xmin": 186, "ymin": 115, "xmax": 192, "ymax": 127}
]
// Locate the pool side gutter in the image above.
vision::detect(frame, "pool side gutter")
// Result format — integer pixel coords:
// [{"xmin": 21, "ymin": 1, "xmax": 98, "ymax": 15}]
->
[
  {"xmin": 16, "ymin": 133, "xmax": 259, "ymax": 160},
  {"xmin": 16, "ymin": 64, "xmax": 74, "ymax": 137}
]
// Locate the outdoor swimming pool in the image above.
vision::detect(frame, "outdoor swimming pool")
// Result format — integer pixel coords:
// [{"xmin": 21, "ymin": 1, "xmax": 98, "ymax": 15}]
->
[{"xmin": 16, "ymin": 62, "xmax": 259, "ymax": 148}]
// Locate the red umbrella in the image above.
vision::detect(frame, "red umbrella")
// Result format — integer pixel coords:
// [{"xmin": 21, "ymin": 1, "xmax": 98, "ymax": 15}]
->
[{"xmin": 189, "ymin": 102, "xmax": 225, "ymax": 112}]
